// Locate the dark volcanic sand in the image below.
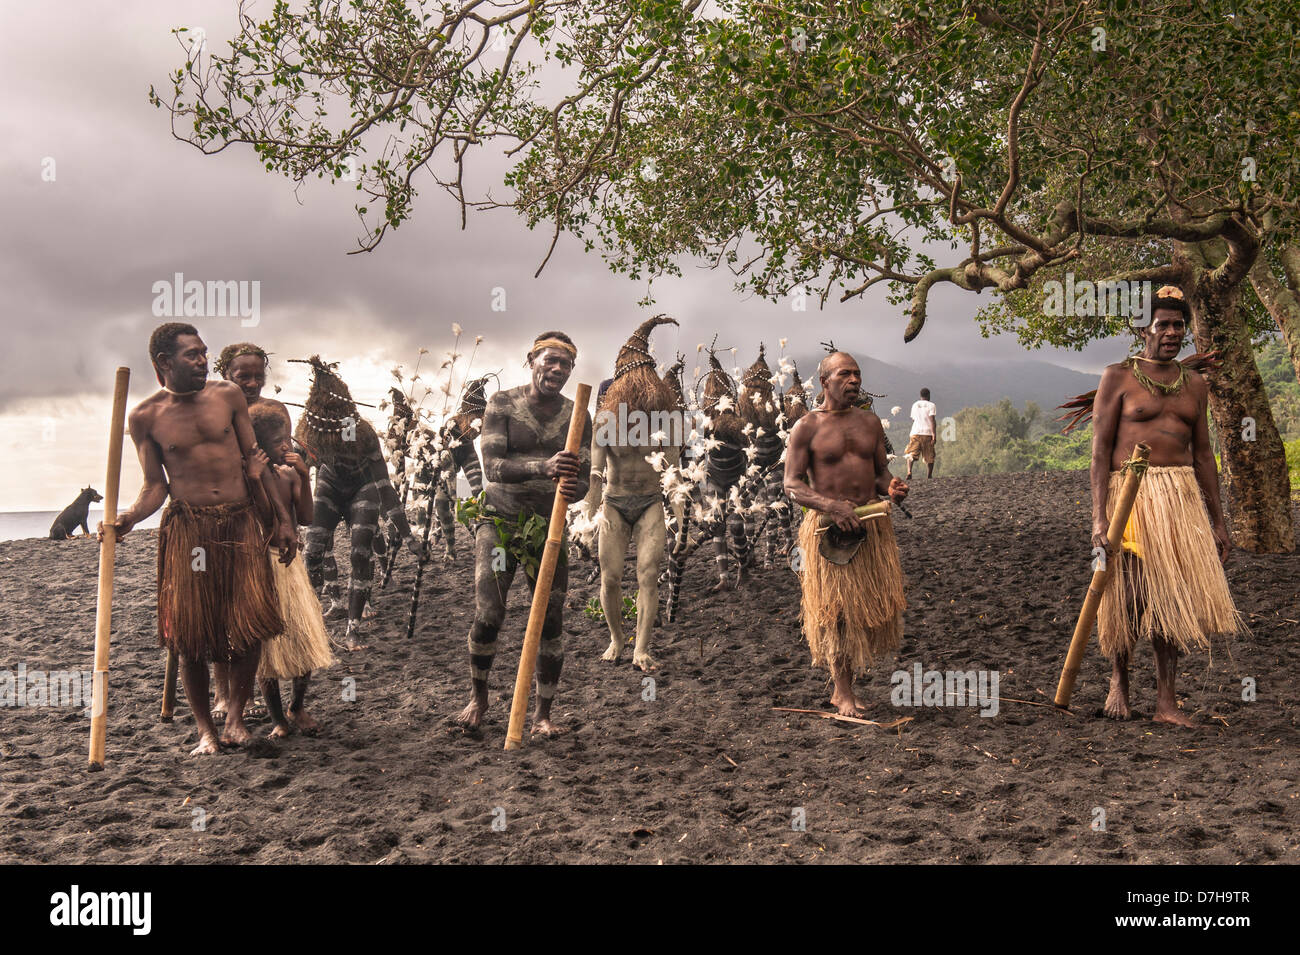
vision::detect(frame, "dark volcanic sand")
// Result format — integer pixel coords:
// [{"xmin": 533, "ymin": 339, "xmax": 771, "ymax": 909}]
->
[{"xmin": 2, "ymin": 471, "xmax": 1297, "ymax": 864}]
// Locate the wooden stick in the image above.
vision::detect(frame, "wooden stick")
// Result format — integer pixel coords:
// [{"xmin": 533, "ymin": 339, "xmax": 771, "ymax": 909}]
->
[
  {"xmin": 1053, "ymin": 442, "xmax": 1152, "ymax": 709},
  {"xmin": 89, "ymin": 367, "xmax": 130, "ymax": 770},
  {"xmin": 772, "ymin": 707, "xmax": 913, "ymax": 730},
  {"xmin": 160, "ymin": 648, "xmax": 178, "ymax": 722},
  {"xmin": 504, "ymin": 382, "xmax": 591, "ymax": 750}
]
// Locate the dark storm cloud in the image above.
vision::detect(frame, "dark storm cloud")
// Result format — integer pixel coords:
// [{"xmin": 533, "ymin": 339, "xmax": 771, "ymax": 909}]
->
[{"xmin": 0, "ymin": 1, "xmax": 1126, "ymax": 414}]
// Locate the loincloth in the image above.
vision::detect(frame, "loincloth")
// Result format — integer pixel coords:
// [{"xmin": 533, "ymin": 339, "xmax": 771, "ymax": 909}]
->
[
  {"xmin": 1098, "ymin": 466, "xmax": 1244, "ymax": 658},
  {"xmin": 796, "ymin": 508, "xmax": 906, "ymax": 677},
  {"xmin": 258, "ymin": 551, "xmax": 336, "ymax": 680},
  {"xmin": 601, "ymin": 492, "xmax": 663, "ymax": 529},
  {"xmin": 156, "ymin": 499, "xmax": 283, "ymax": 662}
]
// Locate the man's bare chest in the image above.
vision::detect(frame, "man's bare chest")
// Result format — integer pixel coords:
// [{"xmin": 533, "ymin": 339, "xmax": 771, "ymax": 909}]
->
[
  {"xmin": 503, "ymin": 400, "xmax": 568, "ymax": 454},
  {"xmin": 1120, "ymin": 384, "xmax": 1197, "ymax": 428},
  {"xmin": 151, "ymin": 403, "xmax": 235, "ymax": 454},
  {"xmin": 810, "ymin": 421, "xmax": 877, "ymax": 465}
]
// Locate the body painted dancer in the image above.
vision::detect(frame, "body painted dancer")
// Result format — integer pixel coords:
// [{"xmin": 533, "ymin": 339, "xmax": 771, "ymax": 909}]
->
[
  {"xmin": 699, "ymin": 347, "xmax": 751, "ymax": 593},
  {"xmin": 584, "ymin": 316, "xmax": 680, "ymax": 671},
  {"xmin": 428, "ymin": 378, "xmax": 488, "ymax": 560},
  {"xmin": 456, "ymin": 332, "xmax": 592, "ymax": 736},
  {"xmin": 295, "ymin": 357, "xmax": 418, "ymax": 650},
  {"xmin": 737, "ymin": 345, "xmax": 787, "ymax": 569}
]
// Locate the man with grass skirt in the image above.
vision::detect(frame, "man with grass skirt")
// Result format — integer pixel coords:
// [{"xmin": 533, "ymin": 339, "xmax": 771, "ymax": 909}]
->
[
  {"xmin": 99, "ymin": 323, "xmax": 293, "ymax": 754},
  {"xmin": 1090, "ymin": 286, "xmax": 1243, "ymax": 726},
  {"xmin": 784, "ymin": 351, "xmax": 909, "ymax": 718},
  {"xmin": 455, "ymin": 332, "xmax": 591, "ymax": 736}
]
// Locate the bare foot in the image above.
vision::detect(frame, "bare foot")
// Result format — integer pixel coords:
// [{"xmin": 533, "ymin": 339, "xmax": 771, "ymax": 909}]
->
[
  {"xmin": 456, "ymin": 695, "xmax": 488, "ymax": 730},
  {"xmin": 343, "ymin": 622, "xmax": 370, "ymax": 652},
  {"xmin": 189, "ymin": 732, "xmax": 221, "ymax": 756},
  {"xmin": 362, "ymin": 601, "xmax": 378, "ymax": 619},
  {"xmin": 269, "ymin": 722, "xmax": 293, "ymax": 739},
  {"xmin": 1103, "ymin": 685, "xmax": 1131, "ymax": 720},
  {"xmin": 289, "ymin": 709, "xmax": 321, "ymax": 734},
  {"xmin": 829, "ymin": 690, "xmax": 869, "ymax": 718},
  {"xmin": 601, "ymin": 641, "xmax": 622, "ymax": 663},
  {"xmin": 221, "ymin": 721, "xmax": 252, "ymax": 747},
  {"xmin": 531, "ymin": 716, "xmax": 563, "ymax": 737},
  {"xmin": 707, "ymin": 577, "xmax": 730, "ymax": 595},
  {"xmin": 210, "ymin": 698, "xmax": 229, "ymax": 720},
  {"xmin": 1104, "ymin": 658, "xmax": 1131, "ymax": 720},
  {"xmin": 1153, "ymin": 705, "xmax": 1197, "ymax": 728},
  {"xmin": 633, "ymin": 651, "xmax": 657, "ymax": 672}
]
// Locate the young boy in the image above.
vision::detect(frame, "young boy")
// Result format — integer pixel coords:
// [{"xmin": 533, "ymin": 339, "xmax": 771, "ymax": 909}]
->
[{"xmin": 249, "ymin": 403, "xmax": 336, "ymax": 736}]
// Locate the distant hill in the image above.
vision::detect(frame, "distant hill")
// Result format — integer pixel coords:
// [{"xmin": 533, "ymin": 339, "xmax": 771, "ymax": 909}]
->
[
  {"xmin": 779, "ymin": 351, "xmax": 1100, "ymax": 474},
  {"xmin": 786, "ymin": 352, "xmax": 1100, "ymax": 423}
]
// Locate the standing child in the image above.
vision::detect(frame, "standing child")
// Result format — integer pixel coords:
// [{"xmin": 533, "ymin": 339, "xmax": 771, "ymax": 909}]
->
[{"xmin": 249, "ymin": 403, "xmax": 336, "ymax": 736}]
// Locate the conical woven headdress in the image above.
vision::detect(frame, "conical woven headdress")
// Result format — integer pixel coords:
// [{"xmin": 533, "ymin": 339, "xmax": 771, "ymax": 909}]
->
[
  {"xmin": 292, "ymin": 356, "xmax": 380, "ymax": 467},
  {"xmin": 614, "ymin": 314, "xmax": 678, "ymax": 381},
  {"xmin": 738, "ymin": 343, "xmax": 777, "ymax": 430}
]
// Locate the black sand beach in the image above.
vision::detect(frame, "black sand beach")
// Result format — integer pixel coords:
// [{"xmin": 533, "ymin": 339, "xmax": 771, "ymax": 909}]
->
[{"xmin": 2, "ymin": 471, "xmax": 1297, "ymax": 864}]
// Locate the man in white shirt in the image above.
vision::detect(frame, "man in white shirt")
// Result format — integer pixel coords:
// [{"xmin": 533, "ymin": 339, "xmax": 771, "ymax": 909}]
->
[{"xmin": 904, "ymin": 388, "xmax": 937, "ymax": 479}]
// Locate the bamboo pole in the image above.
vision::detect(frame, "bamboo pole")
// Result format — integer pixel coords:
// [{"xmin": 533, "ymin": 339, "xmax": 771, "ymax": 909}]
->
[
  {"xmin": 1053, "ymin": 442, "xmax": 1152, "ymax": 709},
  {"xmin": 88, "ymin": 367, "xmax": 130, "ymax": 770},
  {"xmin": 160, "ymin": 648, "xmax": 178, "ymax": 721},
  {"xmin": 504, "ymin": 382, "xmax": 591, "ymax": 750},
  {"xmin": 817, "ymin": 499, "xmax": 892, "ymax": 527}
]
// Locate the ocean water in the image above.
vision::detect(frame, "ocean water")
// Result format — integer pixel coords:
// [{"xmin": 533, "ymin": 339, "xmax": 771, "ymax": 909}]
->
[{"xmin": 0, "ymin": 509, "xmax": 162, "ymax": 543}]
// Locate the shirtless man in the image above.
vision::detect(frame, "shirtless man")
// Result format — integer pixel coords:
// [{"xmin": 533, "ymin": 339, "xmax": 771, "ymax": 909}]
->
[
  {"xmin": 100, "ymin": 323, "xmax": 295, "ymax": 754},
  {"xmin": 584, "ymin": 316, "xmax": 680, "ymax": 671},
  {"xmin": 457, "ymin": 332, "xmax": 591, "ymax": 736},
  {"xmin": 784, "ymin": 351, "xmax": 909, "ymax": 717},
  {"xmin": 1090, "ymin": 286, "xmax": 1242, "ymax": 726}
]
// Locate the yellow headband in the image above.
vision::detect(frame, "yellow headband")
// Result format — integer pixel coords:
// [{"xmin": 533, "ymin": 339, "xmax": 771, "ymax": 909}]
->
[{"xmin": 531, "ymin": 337, "xmax": 577, "ymax": 360}]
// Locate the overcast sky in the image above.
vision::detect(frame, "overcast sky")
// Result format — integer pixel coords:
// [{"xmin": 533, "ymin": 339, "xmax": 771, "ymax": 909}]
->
[{"xmin": 0, "ymin": 1, "xmax": 1129, "ymax": 511}]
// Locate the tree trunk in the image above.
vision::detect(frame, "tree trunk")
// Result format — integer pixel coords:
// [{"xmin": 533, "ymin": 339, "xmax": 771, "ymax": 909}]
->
[
  {"xmin": 1181, "ymin": 245, "xmax": 1295, "ymax": 554},
  {"xmin": 1247, "ymin": 244, "xmax": 1300, "ymax": 387}
]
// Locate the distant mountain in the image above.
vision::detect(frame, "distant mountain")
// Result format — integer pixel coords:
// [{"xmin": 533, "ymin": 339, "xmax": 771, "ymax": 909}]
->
[{"xmin": 786, "ymin": 352, "xmax": 1100, "ymax": 423}]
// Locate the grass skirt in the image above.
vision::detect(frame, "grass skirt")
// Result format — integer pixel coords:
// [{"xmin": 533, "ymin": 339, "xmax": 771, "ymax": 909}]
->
[
  {"xmin": 1098, "ymin": 466, "xmax": 1244, "ymax": 658},
  {"xmin": 156, "ymin": 499, "xmax": 283, "ymax": 662},
  {"xmin": 796, "ymin": 508, "xmax": 906, "ymax": 676},
  {"xmin": 258, "ymin": 551, "xmax": 337, "ymax": 680}
]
